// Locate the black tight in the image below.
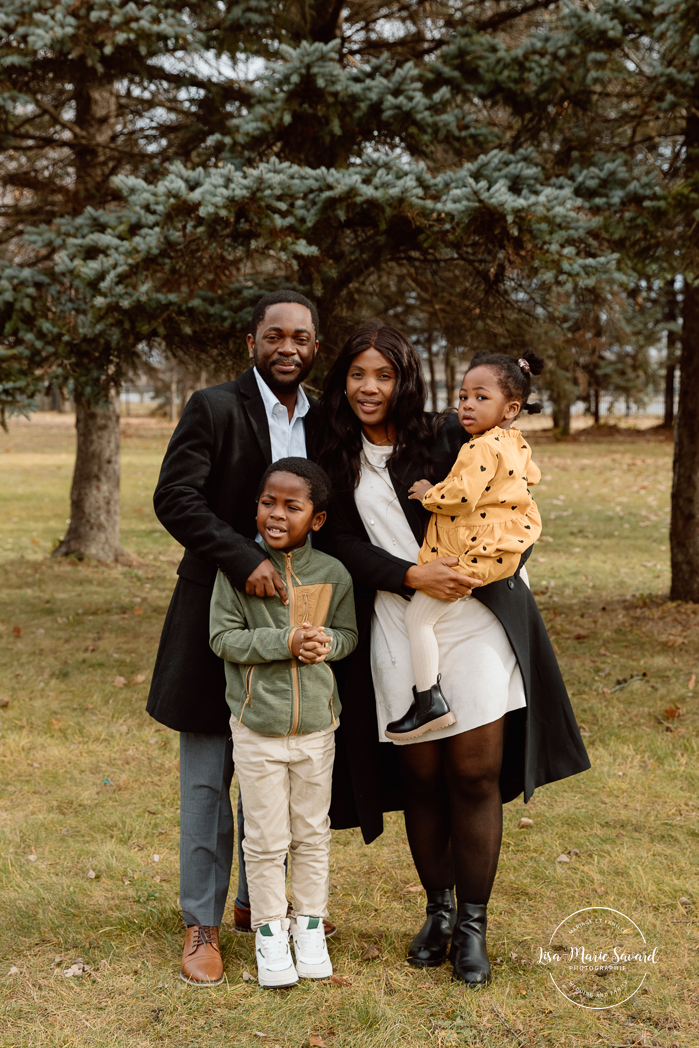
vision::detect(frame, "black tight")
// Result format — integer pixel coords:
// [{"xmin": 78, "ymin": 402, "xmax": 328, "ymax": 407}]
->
[{"xmin": 397, "ymin": 717, "xmax": 505, "ymax": 905}]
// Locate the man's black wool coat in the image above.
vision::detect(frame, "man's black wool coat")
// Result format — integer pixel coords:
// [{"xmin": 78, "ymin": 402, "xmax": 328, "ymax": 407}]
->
[{"xmin": 147, "ymin": 367, "xmax": 318, "ymax": 735}]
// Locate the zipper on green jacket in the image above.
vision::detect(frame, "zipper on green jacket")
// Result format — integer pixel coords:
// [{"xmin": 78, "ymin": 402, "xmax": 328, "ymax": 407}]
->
[{"xmin": 284, "ymin": 551, "xmax": 301, "ymax": 735}]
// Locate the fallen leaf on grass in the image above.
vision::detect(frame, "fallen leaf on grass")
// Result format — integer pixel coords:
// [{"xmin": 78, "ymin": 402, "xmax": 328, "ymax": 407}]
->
[
  {"xmin": 688, "ymin": 674, "xmax": 696, "ymax": 691},
  {"xmin": 0, "ymin": 697, "xmax": 8, "ymax": 707},
  {"xmin": 12, "ymin": 626, "xmax": 22, "ymax": 637},
  {"xmin": 573, "ymin": 633, "xmax": 588, "ymax": 641},
  {"xmin": 666, "ymin": 635, "xmax": 687, "ymax": 647},
  {"xmin": 8, "ymin": 967, "xmax": 19, "ymax": 975},
  {"xmin": 329, "ymin": 974, "xmax": 352, "ymax": 986},
  {"xmin": 361, "ymin": 944, "xmax": 381, "ymax": 961},
  {"xmin": 133, "ymin": 673, "xmax": 146, "ymax": 685},
  {"xmin": 113, "ymin": 676, "xmax": 126, "ymax": 688},
  {"xmin": 663, "ymin": 703, "xmax": 682, "ymax": 720},
  {"xmin": 152, "ymin": 854, "xmax": 160, "ymax": 863},
  {"xmin": 400, "ymin": 885, "xmax": 424, "ymax": 894},
  {"xmin": 242, "ymin": 970, "xmax": 253, "ymax": 982},
  {"xmin": 599, "ymin": 647, "xmax": 612, "ymax": 656},
  {"xmin": 517, "ymin": 817, "xmax": 533, "ymax": 829},
  {"xmin": 87, "ymin": 869, "xmax": 97, "ymax": 879},
  {"xmin": 552, "ymin": 642, "xmax": 561, "ymax": 655},
  {"xmin": 309, "ymin": 1037, "xmax": 327, "ymax": 1047},
  {"xmin": 568, "ymin": 848, "xmax": 581, "ymax": 856},
  {"xmin": 133, "ymin": 607, "xmax": 143, "ymax": 616},
  {"xmin": 679, "ymin": 896, "xmax": 692, "ymax": 907},
  {"xmin": 556, "ymin": 854, "xmax": 570, "ymax": 863},
  {"xmin": 50, "ymin": 719, "xmax": 62, "ymax": 730},
  {"xmin": 63, "ymin": 963, "xmax": 89, "ymax": 978}
]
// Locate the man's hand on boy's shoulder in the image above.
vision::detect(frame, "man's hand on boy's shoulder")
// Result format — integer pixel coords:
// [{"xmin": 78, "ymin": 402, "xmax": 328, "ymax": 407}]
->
[
  {"xmin": 245, "ymin": 560, "xmax": 289, "ymax": 604},
  {"xmin": 291, "ymin": 622, "xmax": 331, "ymax": 664}
]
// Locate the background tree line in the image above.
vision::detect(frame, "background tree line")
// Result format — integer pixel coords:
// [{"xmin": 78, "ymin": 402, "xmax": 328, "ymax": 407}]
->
[{"xmin": 1, "ymin": 0, "xmax": 697, "ymax": 599}]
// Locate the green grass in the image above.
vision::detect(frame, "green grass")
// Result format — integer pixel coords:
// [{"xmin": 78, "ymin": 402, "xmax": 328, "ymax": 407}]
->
[{"xmin": 0, "ymin": 415, "xmax": 697, "ymax": 1047}]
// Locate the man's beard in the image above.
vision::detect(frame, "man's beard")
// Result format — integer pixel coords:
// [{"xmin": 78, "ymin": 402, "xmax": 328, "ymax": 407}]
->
[{"xmin": 254, "ymin": 352, "xmax": 314, "ymax": 394}]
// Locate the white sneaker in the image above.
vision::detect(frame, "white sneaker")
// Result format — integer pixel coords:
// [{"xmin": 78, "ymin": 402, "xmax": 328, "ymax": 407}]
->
[
  {"xmin": 255, "ymin": 919, "xmax": 299, "ymax": 989},
  {"xmin": 291, "ymin": 915, "xmax": 333, "ymax": 979}
]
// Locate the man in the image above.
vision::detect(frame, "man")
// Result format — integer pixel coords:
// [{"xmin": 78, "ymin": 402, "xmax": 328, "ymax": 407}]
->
[{"xmin": 147, "ymin": 290, "xmax": 322, "ymax": 985}]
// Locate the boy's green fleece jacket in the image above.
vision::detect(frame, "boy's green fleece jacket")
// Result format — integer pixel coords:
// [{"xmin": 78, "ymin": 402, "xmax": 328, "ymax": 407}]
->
[{"xmin": 209, "ymin": 540, "xmax": 357, "ymax": 737}]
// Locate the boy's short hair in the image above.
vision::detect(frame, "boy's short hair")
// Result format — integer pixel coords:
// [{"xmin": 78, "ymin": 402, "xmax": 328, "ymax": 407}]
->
[{"xmin": 257, "ymin": 458, "xmax": 332, "ymax": 513}]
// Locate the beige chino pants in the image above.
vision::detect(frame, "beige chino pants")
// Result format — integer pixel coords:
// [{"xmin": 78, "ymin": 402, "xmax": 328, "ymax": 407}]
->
[{"xmin": 230, "ymin": 719, "xmax": 336, "ymax": 929}]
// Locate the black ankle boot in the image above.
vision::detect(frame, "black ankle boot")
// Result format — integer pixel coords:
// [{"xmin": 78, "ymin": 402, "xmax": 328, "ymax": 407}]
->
[
  {"xmin": 384, "ymin": 676, "xmax": 456, "ymax": 740},
  {"xmin": 449, "ymin": 902, "xmax": 491, "ymax": 987},
  {"xmin": 407, "ymin": 889, "xmax": 456, "ymax": 968}
]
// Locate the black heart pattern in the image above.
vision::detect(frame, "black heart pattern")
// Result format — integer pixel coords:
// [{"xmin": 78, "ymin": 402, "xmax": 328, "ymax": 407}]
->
[
  {"xmin": 480, "ymin": 465, "xmax": 486, "ymax": 472},
  {"xmin": 508, "ymin": 470, "xmax": 513, "ymax": 476},
  {"xmin": 497, "ymin": 557, "xmax": 503, "ymax": 563},
  {"xmin": 451, "ymin": 516, "xmax": 456, "ymax": 522},
  {"xmin": 480, "ymin": 512, "xmax": 486, "ymax": 518},
  {"xmin": 461, "ymin": 497, "xmax": 467, "ymax": 502},
  {"xmin": 471, "ymin": 557, "xmax": 478, "ymax": 563}
]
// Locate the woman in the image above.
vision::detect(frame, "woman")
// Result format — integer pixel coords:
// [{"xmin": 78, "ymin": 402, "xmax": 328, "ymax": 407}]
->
[{"xmin": 318, "ymin": 323, "xmax": 589, "ymax": 987}]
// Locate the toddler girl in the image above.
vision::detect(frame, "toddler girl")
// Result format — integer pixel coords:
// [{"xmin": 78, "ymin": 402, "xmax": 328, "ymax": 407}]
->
[{"xmin": 385, "ymin": 350, "xmax": 544, "ymax": 740}]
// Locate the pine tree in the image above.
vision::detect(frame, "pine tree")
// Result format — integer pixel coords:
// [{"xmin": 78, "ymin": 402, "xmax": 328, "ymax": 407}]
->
[{"xmin": 0, "ymin": 0, "xmax": 222, "ymax": 560}]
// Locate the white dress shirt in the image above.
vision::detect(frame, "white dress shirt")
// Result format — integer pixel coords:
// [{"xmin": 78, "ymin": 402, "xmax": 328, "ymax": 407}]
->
[{"xmin": 253, "ymin": 367, "xmax": 309, "ymax": 462}]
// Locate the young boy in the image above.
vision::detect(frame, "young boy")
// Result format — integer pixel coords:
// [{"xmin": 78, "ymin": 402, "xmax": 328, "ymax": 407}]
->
[{"xmin": 209, "ymin": 458, "xmax": 357, "ymax": 988}]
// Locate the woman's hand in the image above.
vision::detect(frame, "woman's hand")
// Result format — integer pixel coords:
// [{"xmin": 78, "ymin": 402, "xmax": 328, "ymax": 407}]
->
[
  {"xmin": 408, "ymin": 479, "xmax": 433, "ymax": 501},
  {"xmin": 403, "ymin": 558, "xmax": 483, "ymax": 601}
]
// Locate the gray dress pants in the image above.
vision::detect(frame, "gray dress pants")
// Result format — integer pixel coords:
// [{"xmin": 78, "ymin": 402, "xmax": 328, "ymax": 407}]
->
[{"xmin": 180, "ymin": 732, "xmax": 250, "ymax": 926}]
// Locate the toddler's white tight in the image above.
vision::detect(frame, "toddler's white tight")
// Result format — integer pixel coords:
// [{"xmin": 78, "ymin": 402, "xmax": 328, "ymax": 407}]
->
[{"xmin": 404, "ymin": 590, "xmax": 460, "ymax": 693}]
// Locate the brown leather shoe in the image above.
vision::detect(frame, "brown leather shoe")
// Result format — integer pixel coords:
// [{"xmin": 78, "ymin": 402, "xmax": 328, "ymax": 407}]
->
[
  {"xmin": 234, "ymin": 900, "xmax": 253, "ymax": 934},
  {"xmin": 180, "ymin": 925, "xmax": 224, "ymax": 986}
]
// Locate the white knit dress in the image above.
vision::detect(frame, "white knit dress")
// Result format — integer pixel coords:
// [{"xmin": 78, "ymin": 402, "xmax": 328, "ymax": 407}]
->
[{"xmin": 355, "ymin": 434, "xmax": 527, "ymax": 746}]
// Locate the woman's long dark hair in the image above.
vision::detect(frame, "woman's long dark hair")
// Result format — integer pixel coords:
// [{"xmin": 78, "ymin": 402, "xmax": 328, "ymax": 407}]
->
[{"xmin": 318, "ymin": 322, "xmax": 437, "ymax": 493}]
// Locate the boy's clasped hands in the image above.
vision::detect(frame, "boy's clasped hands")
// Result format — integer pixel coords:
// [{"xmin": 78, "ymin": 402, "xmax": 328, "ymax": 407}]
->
[{"xmin": 291, "ymin": 620, "xmax": 331, "ymax": 664}]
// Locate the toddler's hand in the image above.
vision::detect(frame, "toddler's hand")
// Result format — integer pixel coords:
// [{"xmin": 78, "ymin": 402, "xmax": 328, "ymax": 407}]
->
[{"xmin": 408, "ymin": 479, "xmax": 433, "ymax": 501}]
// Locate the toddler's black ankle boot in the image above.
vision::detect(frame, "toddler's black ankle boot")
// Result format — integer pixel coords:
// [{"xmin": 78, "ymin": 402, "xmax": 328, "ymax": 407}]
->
[
  {"xmin": 407, "ymin": 889, "xmax": 456, "ymax": 967},
  {"xmin": 449, "ymin": 902, "xmax": 492, "ymax": 987},
  {"xmin": 384, "ymin": 676, "xmax": 456, "ymax": 740}
]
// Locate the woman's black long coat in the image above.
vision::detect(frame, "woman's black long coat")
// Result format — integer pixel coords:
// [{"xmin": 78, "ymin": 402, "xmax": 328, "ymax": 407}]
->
[{"xmin": 324, "ymin": 414, "xmax": 590, "ymax": 844}]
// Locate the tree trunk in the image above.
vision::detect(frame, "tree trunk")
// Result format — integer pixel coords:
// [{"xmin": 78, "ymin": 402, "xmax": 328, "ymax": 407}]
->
[
  {"xmin": 664, "ymin": 364, "xmax": 676, "ymax": 428},
  {"xmin": 552, "ymin": 398, "xmax": 571, "ymax": 435},
  {"xmin": 170, "ymin": 377, "xmax": 178, "ymax": 422},
  {"xmin": 593, "ymin": 386, "xmax": 600, "ymax": 425},
  {"xmin": 425, "ymin": 333, "xmax": 438, "ymax": 410},
  {"xmin": 670, "ymin": 279, "xmax": 699, "ymax": 601},
  {"xmin": 664, "ymin": 279, "xmax": 678, "ymax": 427},
  {"xmin": 444, "ymin": 346, "xmax": 457, "ymax": 407},
  {"xmin": 52, "ymin": 394, "xmax": 123, "ymax": 562}
]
